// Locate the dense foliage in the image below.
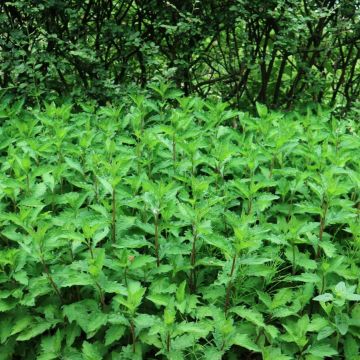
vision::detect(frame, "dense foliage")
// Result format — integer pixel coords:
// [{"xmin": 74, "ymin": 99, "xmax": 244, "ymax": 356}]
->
[
  {"xmin": 0, "ymin": 88, "xmax": 359, "ymax": 359},
  {"xmin": 1, "ymin": 1, "xmax": 359, "ymax": 358},
  {"xmin": 1, "ymin": 0, "xmax": 359, "ymax": 109}
]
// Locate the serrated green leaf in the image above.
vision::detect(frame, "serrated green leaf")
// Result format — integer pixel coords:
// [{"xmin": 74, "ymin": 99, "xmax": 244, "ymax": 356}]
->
[
  {"xmin": 344, "ymin": 334, "xmax": 359, "ymax": 360},
  {"xmin": 292, "ymin": 273, "xmax": 321, "ymax": 283},
  {"xmin": 16, "ymin": 321, "xmax": 56, "ymax": 341},
  {"xmin": 105, "ymin": 325, "xmax": 126, "ymax": 346},
  {"xmin": 82, "ymin": 341, "xmax": 102, "ymax": 360},
  {"xmin": 65, "ymin": 157, "xmax": 84, "ymax": 175},
  {"xmin": 231, "ymin": 306, "xmax": 265, "ymax": 327},
  {"xmin": 313, "ymin": 293, "xmax": 333, "ymax": 302},
  {"xmin": 308, "ymin": 343, "xmax": 338, "ymax": 357},
  {"xmin": 231, "ymin": 333, "xmax": 261, "ymax": 352}
]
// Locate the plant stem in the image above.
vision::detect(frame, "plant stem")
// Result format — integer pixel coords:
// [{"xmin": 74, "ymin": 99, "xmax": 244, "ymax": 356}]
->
[
  {"xmin": 224, "ymin": 254, "xmax": 237, "ymax": 315},
  {"xmin": 26, "ymin": 173, "xmax": 30, "ymax": 194},
  {"xmin": 320, "ymin": 271, "xmax": 326, "ymax": 294},
  {"xmin": 229, "ymin": 253, "xmax": 237, "ymax": 277},
  {"xmin": 317, "ymin": 201, "xmax": 328, "ymax": 258},
  {"xmin": 88, "ymin": 241, "xmax": 94, "ymax": 259},
  {"xmin": 93, "ymin": 173, "xmax": 99, "ymax": 203},
  {"xmin": 41, "ymin": 258, "xmax": 62, "ymax": 302},
  {"xmin": 190, "ymin": 225, "xmax": 198, "ymax": 293},
  {"xmin": 292, "ymin": 241, "xmax": 296, "ymax": 275},
  {"xmin": 247, "ymin": 197, "xmax": 252, "ymax": 214},
  {"xmin": 130, "ymin": 319, "xmax": 136, "ymax": 353},
  {"xmin": 51, "ymin": 190, "xmax": 55, "ymax": 213},
  {"xmin": 112, "ymin": 188, "xmax": 116, "ymax": 243},
  {"xmin": 94, "ymin": 280, "xmax": 106, "ymax": 309},
  {"xmin": 166, "ymin": 332, "xmax": 171, "ymax": 352},
  {"xmin": 254, "ymin": 328, "xmax": 264, "ymax": 345},
  {"xmin": 154, "ymin": 213, "xmax": 160, "ymax": 267},
  {"xmin": 124, "ymin": 266, "xmax": 128, "ymax": 286},
  {"xmin": 269, "ymin": 156, "xmax": 275, "ymax": 179},
  {"xmin": 136, "ymin": 142, "xmax": 141, "ymax": 175},
  {"xmin": 172, "ymin": 134, "xmax": 176, "ymax": 167}
]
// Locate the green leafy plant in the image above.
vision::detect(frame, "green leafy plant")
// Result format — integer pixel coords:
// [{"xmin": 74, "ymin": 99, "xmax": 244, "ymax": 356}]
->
[{"xmin": 0, "ymin": 94, "xmax": 359, "ymax": 359}]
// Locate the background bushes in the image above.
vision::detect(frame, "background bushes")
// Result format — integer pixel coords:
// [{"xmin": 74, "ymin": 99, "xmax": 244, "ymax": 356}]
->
[{"xmin": 1, "ymin": 0, "xmax": 359, "ymax": 109}]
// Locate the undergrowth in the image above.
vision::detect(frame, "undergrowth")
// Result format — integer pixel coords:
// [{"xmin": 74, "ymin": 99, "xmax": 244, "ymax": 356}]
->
[{"xmin": 0, "ymin": 88, "xmax": 359, "ymax": 359}]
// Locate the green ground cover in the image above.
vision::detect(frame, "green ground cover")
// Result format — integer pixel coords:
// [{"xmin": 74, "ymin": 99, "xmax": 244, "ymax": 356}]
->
[{"xmin": 0, "ymin": 92, "xmax": 359, "ymax": 359}]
